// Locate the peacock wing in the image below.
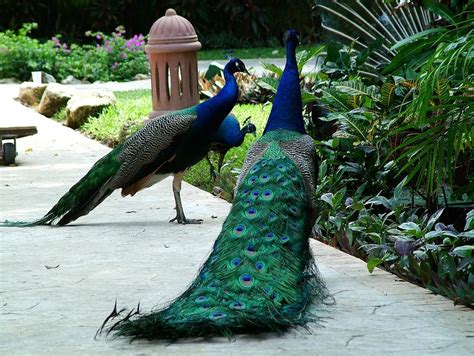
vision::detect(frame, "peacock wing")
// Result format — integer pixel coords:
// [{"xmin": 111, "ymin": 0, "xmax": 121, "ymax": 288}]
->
[{"xmin": 109, "ymin": 108, "xmax": 197, "ymax": 191}]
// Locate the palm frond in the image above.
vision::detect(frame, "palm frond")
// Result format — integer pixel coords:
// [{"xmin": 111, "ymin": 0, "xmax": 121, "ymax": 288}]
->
[{"xmin": 316, "ymin": 0, "xmax": 436, "ymax": 67}]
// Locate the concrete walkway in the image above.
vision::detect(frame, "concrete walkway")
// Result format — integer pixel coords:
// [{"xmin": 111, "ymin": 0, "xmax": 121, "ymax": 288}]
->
[{"xmin": 0, "ymin": 85, "xmax": 472, "ymax": 355}]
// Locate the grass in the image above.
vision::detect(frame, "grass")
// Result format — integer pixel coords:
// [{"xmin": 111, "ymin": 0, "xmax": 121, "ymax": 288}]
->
[
  {"xmin": 51, "ymin": 107, "xmax": 67, "ymax": 122},
  {"xmin": 80, "ymin": 90, "xmax": 151, "ymax": 146},
  {"xmin": 80, "ymin": 89, "xmax": 271, "ymax": 199},
  {"xmin": 198, "ymin": 45, "xmax": 314, "ymax": 61}
]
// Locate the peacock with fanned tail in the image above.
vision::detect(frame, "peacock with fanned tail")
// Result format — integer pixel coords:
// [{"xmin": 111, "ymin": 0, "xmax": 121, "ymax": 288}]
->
[
  {"xmin": 1, "ymin": 58, "xmax": 248, "ymax": 226},
  {"xmin": 101, "ymin": 30, "xmax": 329, "ymax": 340}
]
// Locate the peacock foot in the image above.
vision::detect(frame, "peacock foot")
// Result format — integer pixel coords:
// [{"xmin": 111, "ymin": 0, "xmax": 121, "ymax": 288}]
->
[{"xmin": 169, "ymin": 216, "xmax": 203, "ymax": 225}]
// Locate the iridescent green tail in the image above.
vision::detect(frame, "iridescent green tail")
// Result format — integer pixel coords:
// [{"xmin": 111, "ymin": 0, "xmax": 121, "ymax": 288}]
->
[
  {"xmin": 1, "ymin": 146, "xmax": 122, "ymax": 227},
  {"xmin": 105, "ymin": 143, "xmax": 328, "ymax": 339}
]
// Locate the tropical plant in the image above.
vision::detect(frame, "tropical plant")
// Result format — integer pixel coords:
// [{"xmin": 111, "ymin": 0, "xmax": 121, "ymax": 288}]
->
[
  {"xmin": 315, "ymin": 0, "xmax": 436, "ymax": 74},
  {"xmin": 384, "ymin": 5, "xmax": 474, "ymax": 208},
  {"xmin": 313, "ymin": 168, "xmax": 474, "ymax": 307}
]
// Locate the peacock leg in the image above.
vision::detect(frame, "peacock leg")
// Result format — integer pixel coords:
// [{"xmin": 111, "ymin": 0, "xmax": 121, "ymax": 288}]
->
[
  {"xmin": 206, "ymin": 155, "xmax": 217, "ymax": 181},
  {"xmin": 169, "ymin": 172, "xmax": 203, "ymax": 224},
  {"xmin": 217, "ymin": 152, "xmax": 226, "ymax": 174}
]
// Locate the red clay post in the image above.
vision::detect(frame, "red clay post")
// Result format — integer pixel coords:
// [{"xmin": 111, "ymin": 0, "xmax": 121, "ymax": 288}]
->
[{"xmin": 146, "ymin": 8, "xmax": 202, "ymax": 118}]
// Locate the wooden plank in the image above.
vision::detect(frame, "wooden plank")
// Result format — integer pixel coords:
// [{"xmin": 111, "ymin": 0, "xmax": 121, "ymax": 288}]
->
[{"xmin": 0, "ymin": 126, "xmax": 37, "ymax": 139}]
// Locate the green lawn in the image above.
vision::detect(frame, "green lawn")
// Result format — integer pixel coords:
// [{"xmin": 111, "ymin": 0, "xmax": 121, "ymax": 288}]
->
[
  {"xmin": 79, "ymin": 89, "xmax": 271, "ymax": 199},
  {"xmin": 198, "ymin": 45, "xmax": 314, "ymax": 60}
]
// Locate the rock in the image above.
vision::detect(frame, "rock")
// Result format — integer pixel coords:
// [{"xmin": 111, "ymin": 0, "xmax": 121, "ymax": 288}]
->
[
  {"xmin": 61, "ymin": 75, "xmax": 83, "ymax": 85},
  {"xmin": 18, "ymin": 82, "xmax": 48, "ymax": 106},
  {"xmin": 133, "ymin": 73, "xmax": 149, "ymax": 80},
  {"xmin": 0, "ymin": 78, "xmax": 20, "ymax": 84},
  {"xmin": 41, "ymin": 72, "xmax": 57, "ymax": 83},
  {"xmin": 37, "ymin": 83, "xmax": 75, "ymax": 117},
  {"xmin": 65, "ymin": 90, "xmax": 116, "ymax": 129}
]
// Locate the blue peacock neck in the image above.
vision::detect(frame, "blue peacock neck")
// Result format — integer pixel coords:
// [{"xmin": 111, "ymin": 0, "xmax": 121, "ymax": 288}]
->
[
  {"xmin": 263, "ymin": 40, "xmax": 306, "ymax": 135},
  {"xmin": 196, "ymin": 67, "xmax": 238, "ymax": 131}
]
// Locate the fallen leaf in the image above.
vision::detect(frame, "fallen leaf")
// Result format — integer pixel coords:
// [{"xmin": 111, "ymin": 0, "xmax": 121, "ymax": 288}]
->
[{"xmin": 44, "ymin": 264, "xmax": 60, "ymax": 269}]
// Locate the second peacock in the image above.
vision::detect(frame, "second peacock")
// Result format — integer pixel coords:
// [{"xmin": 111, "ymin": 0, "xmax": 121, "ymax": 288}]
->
[
  {"xmin": 207, "ymin": 113, "xmax": 256, "ymax": 179},
  {"xmin": 101, "ymin": 30, "xmax": 329, "ymax": 340}
]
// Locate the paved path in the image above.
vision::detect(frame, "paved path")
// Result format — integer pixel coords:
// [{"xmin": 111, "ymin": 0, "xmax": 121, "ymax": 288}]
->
[{"xmin": 0, "ymin": 86, "xmax": 472, "ymax": 354}]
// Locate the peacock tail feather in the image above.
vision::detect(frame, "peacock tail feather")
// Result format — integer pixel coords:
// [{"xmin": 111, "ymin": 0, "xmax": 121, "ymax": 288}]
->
[
  {"xmin": 1, "ymin": 146, "xmax": 123, "ymax": 226},
  {"xmin": 105, "ymin": 130, "xmax": 328, "ymax": 339}
]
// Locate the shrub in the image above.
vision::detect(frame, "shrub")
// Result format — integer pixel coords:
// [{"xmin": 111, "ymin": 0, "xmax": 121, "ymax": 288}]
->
[
  {"xmin": 0, "ymin": 23, "xmax": 149, "ymax": 82},
  {"xmin": 0, "ymin": 23, "xmax": 56, "ymax": 80}
]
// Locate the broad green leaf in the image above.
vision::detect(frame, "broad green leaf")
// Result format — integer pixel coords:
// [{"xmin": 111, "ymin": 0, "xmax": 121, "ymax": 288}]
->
[
  {"xmin": 425, "ymin": 230, "xmax": 456, "ymax": 240},
  {"xmin": 367, "ymin": 258, "xmax": 383, "ymax": 273},
  {"xmin": 393, "ymin": 176, "xmax": 408, "ymax": 200},
  {"xmin": 319, "ymin": 160, "xmax": 328, "ymax": 177},
  {"xmin": 365, "ymin": 196, "xmax": 392, "ymax": 210},
  {"xmin": 351, "ymin": 202, "xmax": 364, "ymax": 211},
  {"xmin": 320, "ymin": 193, "xmax": 334, "ymax": 207},
  {"xmin": 426, "ymin": 208, "xmax": 445, "ymax": 230},
  {"xmin": 301, "ymin": 92, "xmax": 318, "ymax": 105},
  {"xmin": 421, "ymin": 0, "xmax": 457, "ymax": 25},
  {"xmin": 439, "ymin": 254, "xmax": 457, "ymax": 280},
  {"xmin": 458, "ymin": 231, "xmax": 474, "ymax": 239},
  {"xmin": 204, "ymin": 62, "xmax": 224, "ymax": 80},
  {"xmin": 261, "ymin": 62, "xmax": 283, "ymax": 77},
  {"xmin": 398, "ymin": 222, "xmax": 421, "ymax": 232},
  {"xmin": 383, "ymin": 40, "xmax": 430, "ymax": 74},
  {"xmin": 390, "ymin": 28, "xmax": 447, "ymax": 51},
  {"xmin": 256, "ymin": 76, "xmax": 279, "ymax": 93},
  {"xmin": 326, "ymin": 43, "xmax": 341, "ymax": 63},
  {"xmin": 296, "ymin": 45, "xmax": 325, "ymax": 72},
  {"xmin": 452, "ymin": 246, "xmax": 474, "ymax": 257},
  {"xmin": 465, "ymin": 210, "xmax": 474, "ymax": 231}
]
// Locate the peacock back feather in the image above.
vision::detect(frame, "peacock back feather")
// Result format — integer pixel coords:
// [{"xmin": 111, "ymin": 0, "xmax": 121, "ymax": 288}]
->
[{"xmin": 108, "ymin": 130, "xmax": 328, "ymax": 339}]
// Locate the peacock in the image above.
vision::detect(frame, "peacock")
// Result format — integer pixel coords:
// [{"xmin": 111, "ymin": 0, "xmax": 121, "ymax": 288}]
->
[
  {"xmin": 206, "ymin": 114, "xmax": 256, "ymax": 179},
  {"xmin": 100, "ymin": 30, "xmax": 329, "ymax": 340},
  {"xmin": 1, "ymin": 58, "xmax": 249, "ymax": 226}
]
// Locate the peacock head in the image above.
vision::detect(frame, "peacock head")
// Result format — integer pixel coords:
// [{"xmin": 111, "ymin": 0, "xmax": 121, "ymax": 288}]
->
[
  {"xmin": 242, "ymin": 116, "xmax": 257, "ymax": 136},
  {"xmin": 284, "ymin": 29, "xmax": 300, "ymax": 46},
  {"xmin": 243, "ymin": 123, "xmax": 257, "ymax": 137},
  {"xmin": 225, "ymin": 58, "xmax": 249, "ymax": 75}
]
